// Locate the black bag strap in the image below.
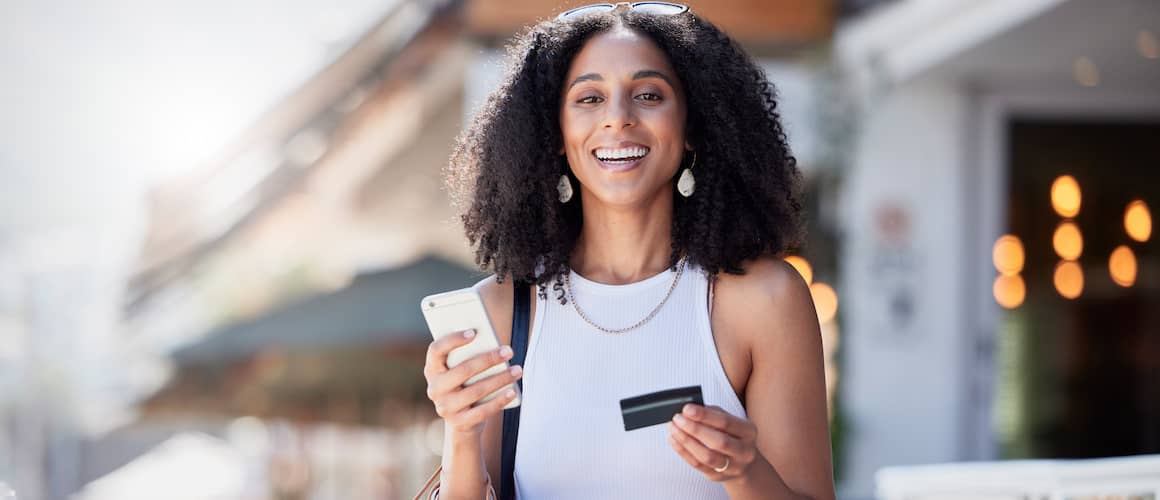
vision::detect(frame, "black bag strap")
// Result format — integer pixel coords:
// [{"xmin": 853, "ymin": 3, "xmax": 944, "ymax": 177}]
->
[{"xmin": 500, "ymin": 282, "xmax": 531, "ymax": 500}]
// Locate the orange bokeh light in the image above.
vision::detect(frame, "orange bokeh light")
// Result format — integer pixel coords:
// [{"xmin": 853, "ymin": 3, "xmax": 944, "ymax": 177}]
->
[
  {"xmin": 785, "ymin": 255, "xmax": 813, "ymax": 285},
  {"xmin": 1052, "ymin": 221, "xmax": 1083, "ymax": 261},
  {"xmin": 1109, "ymin": 245, "xmax": 1137, "ymax": 288},
  {"xmin": 992, "ymin": 235, "xmax": 1025, "ymax": 276},
  {"xmin": 810, "ymin": 282, "xmax": 838, "ymax": 324},
  {"xmin": 993, "ymin": 274, "xmax": 1026, "ymax": 309},
  {"xmin": 1050, "ymin": 175, "xmax": 1082, "ymax": 218},
  {"xmin": 1124, "ymin": 200, "xmax": 1152, "ymax": 242},
  {"xmin": 1053, "ymin": 261, "xmax": 1084, "ymax": 299}
]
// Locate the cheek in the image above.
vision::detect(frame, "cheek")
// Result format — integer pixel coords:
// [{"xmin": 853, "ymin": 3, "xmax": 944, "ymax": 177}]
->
[
  {"xmin": 670, "ymin": 106, "xmax": 689, "ymax": 141},
  {"xmin": 559, "ymin": 110, "xmax": 586, "ymax": 148},
  {"xmin": 643, "ymin": 103, "xmax": 686, "ymax": 141}
]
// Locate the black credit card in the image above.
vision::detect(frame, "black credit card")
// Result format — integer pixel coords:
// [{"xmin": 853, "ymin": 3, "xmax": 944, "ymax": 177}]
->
[{"xmin": 619, "ymin": 385, "xmax": 704, "ymax": 431}]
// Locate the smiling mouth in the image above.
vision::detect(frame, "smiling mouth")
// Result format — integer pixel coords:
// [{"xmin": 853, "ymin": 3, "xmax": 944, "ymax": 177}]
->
[{"xmin": 592, "ymin": 145, "xmax": 650, "ymax": 166}]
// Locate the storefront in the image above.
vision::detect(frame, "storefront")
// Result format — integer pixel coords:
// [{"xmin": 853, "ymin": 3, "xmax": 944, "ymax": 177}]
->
[{"xmin": 835, "ymin": 0, "xmax": 1160, "ymax": 496}]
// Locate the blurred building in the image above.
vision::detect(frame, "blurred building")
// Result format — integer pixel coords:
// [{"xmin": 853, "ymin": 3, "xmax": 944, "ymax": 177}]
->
[
  {"xmin": 120, "ymin": 2, "xmax": 482, "ymax": 497},
  {"xmin": 4, "ymin": 0, "xmax": 1156, "ymax": 499},
  {"xmin": 835, "ymin": 0, "xmax": 1160, "ymax": 497}
]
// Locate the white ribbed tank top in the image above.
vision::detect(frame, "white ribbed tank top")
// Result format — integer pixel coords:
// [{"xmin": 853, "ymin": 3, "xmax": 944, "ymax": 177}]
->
[{"xmin": 512, "ymin": 262, "xmax": 747, "ymax": 499}]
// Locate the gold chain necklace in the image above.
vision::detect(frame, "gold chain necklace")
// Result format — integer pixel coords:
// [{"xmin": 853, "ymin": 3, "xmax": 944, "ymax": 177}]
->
[{"xmin": 564, "ymin": 257, "xmax": 687, "ymax": 334}]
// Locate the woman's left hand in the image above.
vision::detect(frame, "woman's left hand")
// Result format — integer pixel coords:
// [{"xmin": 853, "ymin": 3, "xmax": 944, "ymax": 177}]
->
[{"xmin": 668, "ymin": 404, "xmax": 760, "ymax": 482}]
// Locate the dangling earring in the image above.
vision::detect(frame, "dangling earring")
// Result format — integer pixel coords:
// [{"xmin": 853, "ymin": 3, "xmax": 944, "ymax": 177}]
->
[
  {"xmin": 557, "ymin": 174, "xmax": 574, "ymax": 203},
  {"xmin": 677, "ymin": 152, "xmax": 696, "ymax": 197}
]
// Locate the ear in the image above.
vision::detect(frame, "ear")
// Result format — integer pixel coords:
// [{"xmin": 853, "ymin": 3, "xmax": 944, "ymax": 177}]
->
[{"xmin": 684, "ymin": 142, "xmax": 694, "ymax": 152}]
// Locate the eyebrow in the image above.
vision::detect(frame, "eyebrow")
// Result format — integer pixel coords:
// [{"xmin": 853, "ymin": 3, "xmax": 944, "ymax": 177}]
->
[{"xmin": 567, "ymin": 69, "xmax": 676, "ymax": 90}]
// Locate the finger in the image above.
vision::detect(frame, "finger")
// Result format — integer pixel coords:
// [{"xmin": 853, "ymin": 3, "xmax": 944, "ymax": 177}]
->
[
  {"xmin": 424, "ymin": 329, "xmax": 477, "ymax": 377},
  {"xmin": 446, "ymin": 346, "xmax": 514, "ymax": 385},
  {"xmin": 442, "ymin": 365, "xmax": 523, "ymax": 413},
  {"xmin": 669, "ymin": 422, "xmax": 729, "ymax": 473},
  {"xmin": 458, "ymin": 386, "xmax": 519, "ymax": 423},
  {"xmin": 429, "ymin": 346, "xmax": 513, "ymax": 397},
  {"xmin": 682, "ymin": 404, "xmax": 757, "ymax": 441},
  {"xmin": 668, "ymin": 431, "xmax": 715, "ymax": 475},
  {"xmin": 672, "ymin": 413, "xmax": 745, "ymax": 456},
  {"xmin": 443, "ymin": 384, "xmax": 518, "ymax": 433}
]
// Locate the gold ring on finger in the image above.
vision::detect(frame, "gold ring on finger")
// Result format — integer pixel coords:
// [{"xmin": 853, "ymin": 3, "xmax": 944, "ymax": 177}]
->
[{"xmin": 713, "ymin": 457, "xmax": 730, "ymax": 473}]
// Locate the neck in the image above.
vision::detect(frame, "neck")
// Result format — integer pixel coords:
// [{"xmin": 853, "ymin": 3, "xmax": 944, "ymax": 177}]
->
[{"xmin": 570, "ymin": 190, "xmax": 675, "ymax": 285}]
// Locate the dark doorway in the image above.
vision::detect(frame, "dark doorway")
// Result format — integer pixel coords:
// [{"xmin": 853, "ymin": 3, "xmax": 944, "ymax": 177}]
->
[{"xmin": 994, "ymin": 120, "xmax": 1160, "ymax": 459}]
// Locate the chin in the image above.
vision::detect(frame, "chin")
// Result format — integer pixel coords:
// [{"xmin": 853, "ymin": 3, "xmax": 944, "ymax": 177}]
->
[{"xmin": 583, "ymin": 182, "xmax": 673, "ymax": 208}]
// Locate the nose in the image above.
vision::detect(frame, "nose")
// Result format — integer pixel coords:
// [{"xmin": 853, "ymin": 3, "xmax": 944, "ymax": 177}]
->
[{"xmin": 601, "ymin": 93, "xmax": 635, "ymax": 130}]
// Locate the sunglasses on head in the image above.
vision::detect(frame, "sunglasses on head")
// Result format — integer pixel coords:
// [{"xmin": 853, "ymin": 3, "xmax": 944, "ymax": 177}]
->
[{"xmin": 556, "ymin": 2, "xmax": 690, "ymax": 21}]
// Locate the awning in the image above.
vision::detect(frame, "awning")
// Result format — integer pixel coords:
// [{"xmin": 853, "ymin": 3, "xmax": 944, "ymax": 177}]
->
[
  {"xmin": 173, "ymin": 255, "xmax": 485, "ymax": 364},
  {"xmin": 835, "ymin": 0, "xmax": 1069, "ymax": 93}
]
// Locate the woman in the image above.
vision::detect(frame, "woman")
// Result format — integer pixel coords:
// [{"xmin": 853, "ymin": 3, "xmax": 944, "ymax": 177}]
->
[{"xmin": 423, "ymin": 3, "xmax": 833, "ymax": 499}]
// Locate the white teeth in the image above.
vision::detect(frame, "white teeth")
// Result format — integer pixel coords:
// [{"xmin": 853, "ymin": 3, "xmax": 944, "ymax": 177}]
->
[{"xmin": 595, "ymin": 146, "xmax": 649, "ymax": 161}]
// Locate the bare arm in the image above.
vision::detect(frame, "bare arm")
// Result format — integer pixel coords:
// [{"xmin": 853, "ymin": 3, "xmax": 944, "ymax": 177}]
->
[
  {"xmin": 719, "ymin": 258, "xmax": 835, "ymax": 500},
  {"xmin": 435, "ymin": 276, "xmax": 536, "ymax": 499},
  {"xmin": 423, "ymin": 276, "xmax": 513, "ymax": 500}
]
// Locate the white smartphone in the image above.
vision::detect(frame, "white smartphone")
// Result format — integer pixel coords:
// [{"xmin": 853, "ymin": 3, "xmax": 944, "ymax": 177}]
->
[{"xmin": 420, "ymin": 287, "xmax": 522, "ymax": 409}]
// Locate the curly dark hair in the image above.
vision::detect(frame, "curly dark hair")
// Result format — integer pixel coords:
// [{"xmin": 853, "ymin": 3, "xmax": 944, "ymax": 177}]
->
[{"xmin": 447, "ymin": 8, "xmax": 804, "ymax": 299}]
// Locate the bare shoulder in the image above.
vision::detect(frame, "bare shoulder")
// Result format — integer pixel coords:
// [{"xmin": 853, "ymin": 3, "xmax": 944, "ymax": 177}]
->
[
  {"xmin": 716, "ymin": 256, "xmax": 807, "ymax": 297},
  {"xmin": 712, "ymin": 256, "xmax": 817, "ymax": 344},
  {"xmin": 473, "ymin": 273, "xmax": 539, "ymax": 349},
  {"xmin": 473, "ymin": 274, "xmax": 515, "ymax": 346}
]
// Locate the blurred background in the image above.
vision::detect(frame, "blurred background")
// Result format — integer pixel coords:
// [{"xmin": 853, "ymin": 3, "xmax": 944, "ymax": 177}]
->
[{"xmin": 1, "ymin": 0, "xmax": 1157, "ymax": 499}]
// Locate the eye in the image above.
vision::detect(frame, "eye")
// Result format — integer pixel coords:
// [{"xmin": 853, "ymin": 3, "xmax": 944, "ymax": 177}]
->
[
  {"xmin": 635, "ymin": 92, "xmax": 662, "ymax": 102},
  {"xmin": 577, "ymin": 95, "xmax": 604, "ymax": 104}
]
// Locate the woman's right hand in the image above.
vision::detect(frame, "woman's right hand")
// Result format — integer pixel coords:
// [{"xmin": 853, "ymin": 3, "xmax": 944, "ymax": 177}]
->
[{"xmin": 423, "ymin": 329, "xmax": 524, "ymax": 437}]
